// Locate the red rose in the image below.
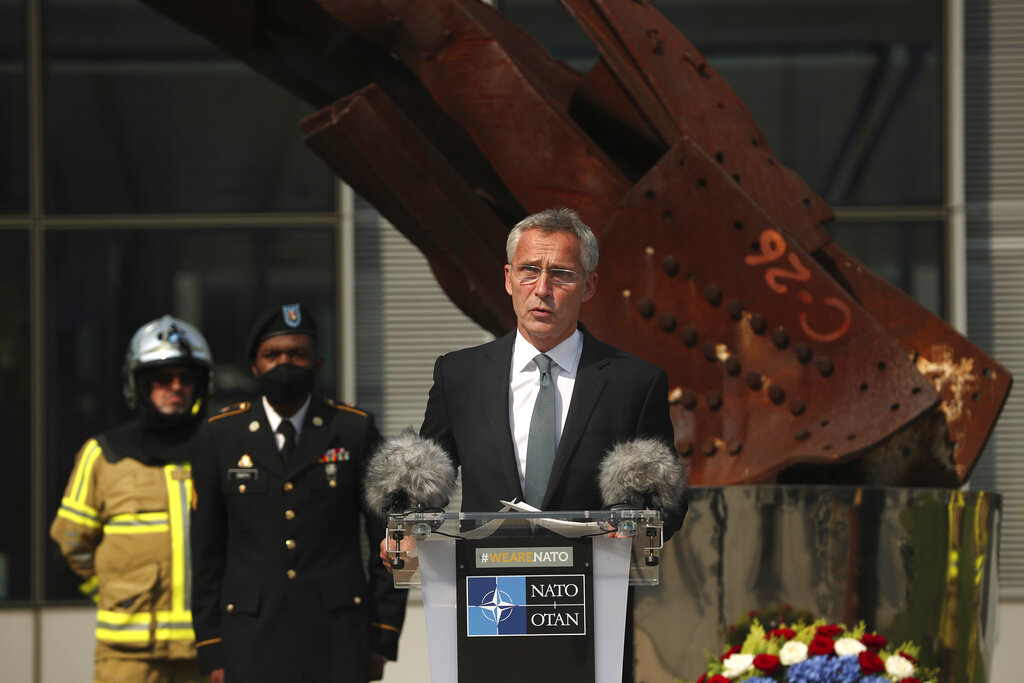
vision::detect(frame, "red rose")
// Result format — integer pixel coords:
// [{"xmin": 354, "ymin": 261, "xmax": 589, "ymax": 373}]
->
[
  {"xmin": 899, "ymin": 651, "xmax": 920, "ymax": 666},
  {"xmin": 899, "ymin": 678, "xmax": 922, "ymax": 683},
  {"xmin": 816, "ymin": 624, "xmax": 844, "ymax": 638},
  {"xmin": 859, "ymin": 651, "xmax": 885, "ymax": 673},
  {"xmin": 767, "ymin": 627, "xmax": 797, "ymax": 641},
  {"xmin": 861, "ymin": 633, "xmax": 888, "ymax": 650},
  {"xmin": 696, "ymin": 674, "xmax": 706, "ymax": 683},
  {"xmin": 754, "ymin": 654, "xmax": 780, "ymax": 674},
  {"xmin": 708, "ymin": 676, "xmax": 730, "ymax": 683},
  {"xmin": 808, "ymin": 635, "xmax": 835, "ymax": 656},
  {"xmin": 719, "ymin": 645, "xmax": 741, "ymax": 662}
]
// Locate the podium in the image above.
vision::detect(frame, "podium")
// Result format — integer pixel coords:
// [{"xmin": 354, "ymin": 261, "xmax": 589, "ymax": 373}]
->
[{"xmin": 386, "ymin": 509, "xmax": 663, "ymax": 683}]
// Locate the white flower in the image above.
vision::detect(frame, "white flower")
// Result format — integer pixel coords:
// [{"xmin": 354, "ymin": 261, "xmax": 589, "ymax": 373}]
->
[
  {"xmin": 885, "ymin": 653, "xmax": 916, "ymax": 679},
  {"xmin": 721, "ymin": 653, "xmax": 754, "ymax": 679},
  {"xmin": 834, "ymin": 637, "xmax": 867, "ymax": 656},
  {"xmin": 778, "ymin": 640, "xmax": 809, "ymax": 666}
]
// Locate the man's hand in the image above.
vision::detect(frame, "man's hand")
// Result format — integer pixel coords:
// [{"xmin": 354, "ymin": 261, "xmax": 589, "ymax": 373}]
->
[
  {"xmin": 379, "ymin": 535, "xmax": 419, "ymax": 573},
  {"xmin": 369, "ymin": 652, "xmax": 385, "ymax": 680},
  {"xmin": 209, "ymin": 668, "xmax": 225, "ymax": 683}
]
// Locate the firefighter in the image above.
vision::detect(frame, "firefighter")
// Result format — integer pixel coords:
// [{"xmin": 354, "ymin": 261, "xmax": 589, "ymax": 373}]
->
[{"xmin": 51, "ymin": 315, "xmax": 213, "ymax": 683}]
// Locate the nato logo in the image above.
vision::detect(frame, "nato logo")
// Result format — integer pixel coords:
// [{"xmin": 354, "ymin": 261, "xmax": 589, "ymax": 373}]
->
[{"xmin": 466, "ymin": 575, "xmax": 586, "ymax": 637}]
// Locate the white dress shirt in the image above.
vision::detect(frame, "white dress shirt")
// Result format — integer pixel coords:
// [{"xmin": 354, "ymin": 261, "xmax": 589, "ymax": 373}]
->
[
  {"xmin": 508, "ymin": 329, "xmax": 584, "ymax": 493},
  {"xmin": 262, "ymin": 394, "xmax": 312, "ymax": 453}
]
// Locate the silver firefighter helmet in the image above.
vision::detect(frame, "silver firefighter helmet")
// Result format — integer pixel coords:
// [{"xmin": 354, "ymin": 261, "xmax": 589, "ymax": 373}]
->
[{"xmin": 123, "ymin": 315, "xmax": 213, "ymax": 409}]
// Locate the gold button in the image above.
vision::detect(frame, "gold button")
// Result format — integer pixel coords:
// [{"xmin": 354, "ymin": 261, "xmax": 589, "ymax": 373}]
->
[
  {"xmin": 226, "ymin": 603, "xmax": 235, "ymax": 612},
  {"xmin": 238, "ymin": 484, "xmax": 247, "ymax": 494},
  {"xmin": 285, "ymin": 509, "xmax": 296, "ymax": 521},
  {"xmin": 285, "ymin": 539, "xmax": 296, "ymax": 550},
  {"xmin": 328, "ymin": 479, "xmax": 337, "ymax": 488},
  {"xmin": 283, "ymin": 482, "xmax": 294, "ymax": 492},
  {"xmin": 353, "ymin": 596, "xmax": 362, "ymax": 605},
  {"xmin": 286, "ymin": 569, "xmax": 297, "ymax": 580}
]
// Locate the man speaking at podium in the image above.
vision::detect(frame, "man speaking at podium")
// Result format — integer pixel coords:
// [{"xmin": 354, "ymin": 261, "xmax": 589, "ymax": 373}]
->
[{"xmin": 408, "ymin": 208, "xmax": 686, "ymax": 682}]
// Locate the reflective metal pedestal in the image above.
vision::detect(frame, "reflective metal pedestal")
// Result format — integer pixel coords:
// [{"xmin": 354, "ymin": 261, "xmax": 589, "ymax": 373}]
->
[{"xmin": 634, "ymin": 486, "xmax": 1001, "ymax": 683}]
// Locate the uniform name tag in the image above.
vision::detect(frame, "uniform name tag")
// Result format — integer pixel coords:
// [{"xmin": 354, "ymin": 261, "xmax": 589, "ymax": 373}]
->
[{"xmin": 228, "ymin": 469, "xmax": 259, "ymax": 482}]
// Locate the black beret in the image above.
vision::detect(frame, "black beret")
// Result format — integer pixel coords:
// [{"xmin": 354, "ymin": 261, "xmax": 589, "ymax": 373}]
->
[{"xmin": 246, "ymin": 304, "xmax": 318, "ymax": 360}]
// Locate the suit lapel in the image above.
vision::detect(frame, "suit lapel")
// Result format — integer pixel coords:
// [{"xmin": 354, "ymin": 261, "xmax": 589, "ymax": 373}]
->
[
  {"xmin": 289, "ymin": 397, "xmax": 334, "ymax": 474},
  {"xmin": 240, "ymin": 400, "xmax": 286, "ymax": 478},
  {"xmin": 542, "ymin": 328, "xmax": 610, "ymax": 508},
  {"xmin": 484, "ymin": 333, "xmax": 524, "ymax": 502}
]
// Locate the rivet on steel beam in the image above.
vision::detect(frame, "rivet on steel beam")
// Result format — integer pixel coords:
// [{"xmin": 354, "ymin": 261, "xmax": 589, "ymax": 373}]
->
[
  {"xmin": 681, "ymin": 389, "xmax": 697, "ymax": 410},
  {"xmin": 645, "ymin": 246, "xmax": 656, "ymax": 256},
  {"xmin": 680, "ymin": 325, "xmax": 698, "ymax": 347},
  {"xmin": 816, "ymin": 356, "xmax": 834, "ymax": 377},
  {"xmin": 706, "ymin": 391, "xmax": 722, "ymax": 410},
  {"xmin": 752, "ymin": 138, "xmax": 759, "ymax": 147},
  {"xmin": 662, "ymin": 210, "xmax": 672, "ymax": 219},
  {"xmin": 679, "ymin": 441, "xmax": 693, "ymax": 457},
  {"xmin": 732, "ymin": 174, "xmax": 741, "ymax": 184},
  {"xmin": 705, "ymin": 285, "xmax": 722, "ymax": 306},
  {"xmin": 771, "ymin": 327, "xmax": 789, "ymax": 349},
  {"xmin": 795, "ymin": 429, "xmax": 810, "ymax": 441},
  {"xmin": 702, "ymin": 341, "xmax": 718, "ymax": 362},
  {"xmin": 803, "ymin": 197, "xmax": 811, "ymax": 207},
  {"xmin": 697, "ymin": 178, "xmax": 707, "ymax": 187},
  {"xmin": 733, "ymin": 220, "xmax": 744, "ymax": 230},
  {"xmin": 715, "ymin": 152, "xmax": 724, "ymax": 163},
  {"xmin": 658, "ymin": 312, "xmax": 677, "ymax": 333},
  {"xmin": 662, "ymin": 255, "xmax": 679, "ymax": 276},
  {"xmin": 645, "ymin": 189, "xmax": 656, "ymax": 199},
  {"xmin": 745, "ymin": 372, "xmax": 763, "ymax": 390},
  {"xmin": 877, "ymin": 361, "xmax": 887, "ymax": 371},
  {"xmin": 724, "ymin": 357, "xmax": 741, "ymax": 376},
  {"xmin": 727, "ymin": 440, "xmax": 742, "ymax": 455},
  {"xmin": 726, "ymin": 299, "xmax": 743, "ymax": 320},
  {"xmin": 793, "ymin": 342, "xmax": 812, "ymax": 363},
  {"xmin": 749, "ymin": 313, "xmax": 767, "ymax": 334},
  {"xmin": 702, "ymin": 438, "xmax": 718, "ymax": 456},
  {"xmin": 768, "ymin": 385, "xmax": 786, "ymax": 404},
  {"xmin": 789, "ymin": 398, "xmax": 806, "ymax": 416},
  {"xmin": 637, "ymin": 299, "xmax": 655, "ymax": 318}
]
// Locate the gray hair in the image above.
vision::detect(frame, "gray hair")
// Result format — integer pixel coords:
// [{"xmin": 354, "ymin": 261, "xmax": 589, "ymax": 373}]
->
[{"xmin": 506, "ymin": 208, "xmax": 599, "ymax": 275}]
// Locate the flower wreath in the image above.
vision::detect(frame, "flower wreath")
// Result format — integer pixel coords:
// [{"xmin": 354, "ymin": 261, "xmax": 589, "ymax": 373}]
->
[{"xmin": 693, "ymin": 619, "xmax": 941, "ymax": 683}]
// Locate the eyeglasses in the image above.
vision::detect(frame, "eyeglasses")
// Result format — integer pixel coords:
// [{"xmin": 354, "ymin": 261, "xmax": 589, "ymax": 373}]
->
[
  {"xmin": 151, "ymin": 370, "xmax": 197, "ymax": 386},
  {"xmin": 511, "ymin": 264, "xmax": 580, "ymax": 286}
]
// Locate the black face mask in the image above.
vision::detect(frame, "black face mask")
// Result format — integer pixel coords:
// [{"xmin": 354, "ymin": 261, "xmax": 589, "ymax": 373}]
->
[{"xmin": 258, "ymin": 363, "xmax": 315, "ymax": 408}]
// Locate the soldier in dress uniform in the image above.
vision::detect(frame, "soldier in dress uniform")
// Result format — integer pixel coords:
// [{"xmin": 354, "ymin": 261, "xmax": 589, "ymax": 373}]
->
[
  {"xmin": 51, "ymin": 315, "xmax": 212, "ymax": 683},
  {"xmin": 190, "ymin": 304, "xmax": 406, "ymax": 683}
]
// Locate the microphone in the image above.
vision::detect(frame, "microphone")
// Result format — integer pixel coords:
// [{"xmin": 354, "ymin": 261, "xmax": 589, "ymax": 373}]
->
[
  {"xmin": 598, "ymin": 437, "xmax": 688, "ymax": 511},
  {"xmin": 364, "ymin": 427, "xmax": 458, "ymax": 518}
]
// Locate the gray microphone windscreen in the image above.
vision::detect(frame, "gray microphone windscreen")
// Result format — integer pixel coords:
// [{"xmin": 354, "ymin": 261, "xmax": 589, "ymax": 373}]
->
[
  {"xmin": 598, "ymin": 437, "xmax": 688, "ymax": 511},
  {"xmin": 364, "ymin": 427, "xmax": 457, "ymax": 517}
]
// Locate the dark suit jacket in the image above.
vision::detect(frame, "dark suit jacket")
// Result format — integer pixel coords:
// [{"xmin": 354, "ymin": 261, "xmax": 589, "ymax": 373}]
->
[
  {"xmin": 419, "ymin": 325, "xmax": 686, "ymax": 536},
  {"xmin": 191, "ymin": 396, "xmax": 406, "ymax": 682}
]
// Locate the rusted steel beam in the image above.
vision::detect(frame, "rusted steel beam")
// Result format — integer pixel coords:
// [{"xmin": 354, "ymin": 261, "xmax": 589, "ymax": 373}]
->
[
  {"xmin": 301, "ymin": 85, "xmax": 515, "ymax": 336},
  {"xmin": 588, "ymin": 137, "xmax": 939, "ymax": 483},
  {"xmin": 135, "ymin": 0, "xmax": 1011, "ymax": 486}
]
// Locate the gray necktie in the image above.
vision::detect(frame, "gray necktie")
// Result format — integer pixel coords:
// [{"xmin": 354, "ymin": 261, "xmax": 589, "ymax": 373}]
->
[{"xmin": 524, "ymin": 354, "xmax": 555, "ymax": 507}]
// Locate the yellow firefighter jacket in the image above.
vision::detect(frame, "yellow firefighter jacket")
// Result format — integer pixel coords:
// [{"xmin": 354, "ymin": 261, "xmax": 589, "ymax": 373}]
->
[{"xmin": 50, "ymin": 437, "xmax": 197, "ymax": 661}]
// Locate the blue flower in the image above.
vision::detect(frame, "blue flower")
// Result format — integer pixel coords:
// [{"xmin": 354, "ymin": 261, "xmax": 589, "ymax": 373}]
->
[
  {"xmin": 822, "ymin": 654, "xmax": 862, "ymax": 683},
  {"xmin": 785, "ymin": 655, "xmax": 831, "ymax": 683},
  {"xmin": 746, "ymin": 678, "xmax": 776, "ymax": 683},
  {"xmin": 861, "ymin": 677, "xmax": 890, "ymax": 683}
]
